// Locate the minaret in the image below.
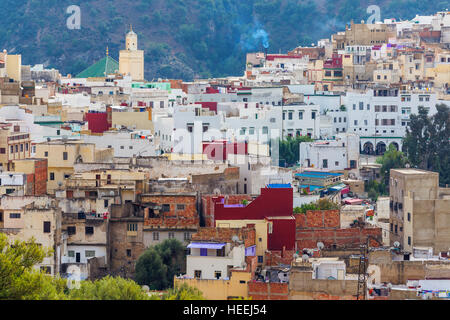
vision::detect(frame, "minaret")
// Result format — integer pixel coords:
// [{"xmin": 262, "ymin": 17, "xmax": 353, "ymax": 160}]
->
[
  {"xmin": 119, "ymin": 25, "xmax": 145, "ymax": 81},
  {"xmin": 126, "ymin": 25, "xmax": 138, "ymax": 51}
]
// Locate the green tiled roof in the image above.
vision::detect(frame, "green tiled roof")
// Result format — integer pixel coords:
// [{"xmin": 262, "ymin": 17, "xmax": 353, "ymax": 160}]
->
[{"xmin": 76, "ymin": 56, "xmax": 119, "ymax": 78}]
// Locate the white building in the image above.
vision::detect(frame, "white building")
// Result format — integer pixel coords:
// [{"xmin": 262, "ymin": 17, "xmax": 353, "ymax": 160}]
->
[
  {"xmin": 299, "ymin": 133, "xmax": 360, "ymax": 171},
  {"xmin": 342, "ymin": 88, "xmax": 440, "ymax": 154},
  {"xmin": 186, "ymin": 242, "xmax": 246, "ymax": 280},
  {"xmin": 81, "ymin": 130, "xmax": 156, "ymax": 158}
]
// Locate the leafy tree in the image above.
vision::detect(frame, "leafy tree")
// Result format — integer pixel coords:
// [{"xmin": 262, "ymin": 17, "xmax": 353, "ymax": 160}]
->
[
  {"xmin": 135, "ymin": 247, "xmax": 168, "ymax": 290},
  {"xmin": 135, "ymin": 239, "xmax": 186, "ymax": 290},
  {"xmin": 403, "ymin": 104, "xmax": 450, "ymax": 186},
  {"xmin": 161, "ymin": 283, "xmax": 204, "ymax": 300},
  {"xmin": 68, "ymin": 276, "xmax": 150, "ymax": 300},
  {"xmin": 365, "ymin": 180, "xmax": 388, "ymax": 201},
  {"xmin": 293, "ymin": 198, "xmax": 339, "ymax": 214},
  {"xmin": 376, "ymin": 143, "xmax": 408, "ymax": 187},
  {"xmin": 155, "ymin": 239, "xmax": 186, "ymax": 286},
  {"xmin": 0, "ymin": 233, "xmax": 67, "ymax": 300},
  {"xmin": 280, "ymin": 135, "xmax": 313, "ymax": 167}
]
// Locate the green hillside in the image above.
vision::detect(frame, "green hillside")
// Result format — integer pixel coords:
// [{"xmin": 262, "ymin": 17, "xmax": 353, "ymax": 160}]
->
[{"xmin": 0, "ymin": 0, "xmax": 448, "ymax": 80}]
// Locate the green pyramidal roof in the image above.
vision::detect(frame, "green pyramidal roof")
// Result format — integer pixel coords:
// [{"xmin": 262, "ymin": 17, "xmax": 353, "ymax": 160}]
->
[{"xmin": 76, "ymin": 56, "xmax": 119, "ymax": 78}]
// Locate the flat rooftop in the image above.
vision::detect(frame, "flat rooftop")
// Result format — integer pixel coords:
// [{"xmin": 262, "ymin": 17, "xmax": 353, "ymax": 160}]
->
[{"xmin": 392, "ymin": 169, "xmax": 436, "ymax": 175}]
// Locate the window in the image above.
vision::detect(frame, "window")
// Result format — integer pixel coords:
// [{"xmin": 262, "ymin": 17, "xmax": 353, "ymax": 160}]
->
[
  {"xmin": 104, "ymin": 199, "xmax": 109, "ymax": 208},
  {"xmin": 215, "ymin": 271, "xmax": 222, "ymax": 279},
  {"xmin": 407, "ymin": 212, "xmax": 411, "ymax": 222},
  {"xmin": 0, "ymin": 212, "xmax": 2, "ymax": 222},
  {"xmin": 168, "ymin": 232, "xmax": 175, "ymax": 239},
  {"xmin": 49, "ymin": 172, "xmax": 55, "ymax": 181},
  {"xmin": 323, "ymin": 159, "xmax": 328, "ymax": 168},
  {"xmin": 68, "ymin": 250, "xmax": 75, "ymax": 258},
  {"xmin": 395, "ymin": 225, "xmax": 398, "ymax": 234},
  {"xmin": 161, "ymin": 204, "xmax": 170, "ymax": 212},
  {"xmin": 200, "ymin": 248, "xmax": 208, "ymax": 256},
  {"xmin": 354, "ymin": 120, "xmax": 358, "ymax": 125},
  {"xmin": 194, "ymin": 270, "xmax": 202, "ymax": 279},
  {"xmin": 257, "ymin": 256, "xmax": 264, "ymax": 263},
  {"xmin": 85, "ymin": 250, "xmax": 95, "ymax": 258},
  {"xmin": 10, "ymin": 213, "xmax": 21, "ymax": 219},
  {"xmin": 217, "ymin": 247, "xmax": 225, "ymax": 257},
  {"xmin": 63, "ymin": 152, "xmax": 68, "ymax": 160},
  {"xmin": 299, "ymin": 112, "xmax": 303, "ymax": 120},
  {"xmin": 0, "ymin": 148, "xmax": 5, "ymax": 154},
  {"xmin": 160, "ymin": 101, "xmax": 164, "ymax": 108},
  {"xmin": 67, "ymin": 226, "xmax": 76, "ymax": 235},
  {"xmin": 126, "ymin": 249, "xmax": 131, "ymax": 257},
  {"xmin": 153, "ymin": 232, "xmax": 159, "ymax": 241},
  {"xmin": 353, "ymin": 104, "xmax": 356, "ymax": 110},
  {"xmin": 184, "ymin": 232, "xmax": 190, "ymax": 241},
  {"xmin": 311, "ymin": 112, "xmax": 316, "ymax": 119},
  {"xmin": 127, "ymin": 223, "xmax": 137, "ymax": 232},
  {"xmin": 262, "ymin": 127, "xmax": 268, "ymax": 134},
  {"xmin": 359, "ymin": 102, "xmax": 364, "ymax": 110},
  {"xmin": 15, "ymin": 145, "xmax": 18, "ymax": 153},
  {"xmin": 176, "ymin": 204, "xmax": 185, "ymax": 211},
  {"xmin": 288, "ymin": 112, "xmax": 293, "ymax": 120},
  {"xmin": 40, "ymin": 266, "xmax": 51, "ymax": 274},
  {"xmin": 43, "ymin": 221, "xmax": 51, "ymax": 233},
  {"xmin": 408, "ymin": 237, "xmax": 411, "ymax": 246},
  {"xmin": 85, "ymin": 226, "xmax": 94, "ymax": 235},
  {"xmin": 20, "ymin": 144, "xmax": 23, "ymax": 152}
]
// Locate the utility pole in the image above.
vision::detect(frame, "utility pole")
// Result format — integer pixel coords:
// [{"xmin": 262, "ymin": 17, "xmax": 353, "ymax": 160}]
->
[{"xmin": 356, "ymin": 238, "xmax": 370, "ymax": 300}]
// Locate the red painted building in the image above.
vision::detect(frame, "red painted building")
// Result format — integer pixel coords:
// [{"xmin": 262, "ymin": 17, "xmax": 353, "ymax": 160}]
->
[
  {"xmin": 214, "ymin": 187, "xmax": 296, "ymax": 251},
  {"xmin": 85, "ymin": 112, "xmax": 109, "ymax": 134},
  {"xmin": 202, "ymin": 140, "xmax": 248, "ymax": 161},
  {"xmin": 195, "ymin": 101, "xmax": 218, "ymax": 113}
]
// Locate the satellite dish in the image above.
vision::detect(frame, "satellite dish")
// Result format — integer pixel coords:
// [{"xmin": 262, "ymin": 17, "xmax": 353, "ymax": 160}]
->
[
  {"xmin": 317, "ymin": 242, "xmax": 325, "ymax": 250},
  {"xmin": 394, "ymin": 241, "xmax": 401, "ymax": 248}
]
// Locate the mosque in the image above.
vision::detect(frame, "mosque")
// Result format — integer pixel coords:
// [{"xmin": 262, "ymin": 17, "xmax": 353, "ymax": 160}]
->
[{"xmin": 76, "ymin": 26, "xmax": 144, "ymax": 81}]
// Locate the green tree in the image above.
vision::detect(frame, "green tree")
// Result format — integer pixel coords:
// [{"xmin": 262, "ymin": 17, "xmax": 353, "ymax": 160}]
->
[
  {"xmin": 161, "ymin": 283, "xmax": 204, "ymax": 300},
  {"xmin": 135, "ymin": 246, "xmax": 168, "ymax": 290},
  {"xmin": 293, "ymin": 198, "xmax": 339, "ymax": 214},
  {"xmin": 0, "ymin": 233, "xmax": 67, "ymax": 300},
  {"xmin": 155, "ymin": 239, "xmax": 186, "ymax": 287},
  {"xmin": 280, "ymin": 135, "xmax": 313, "ymax": 167},
  {"xmin": 135, "ymin": 239, "xmax": 186, "ymax": 290},
  {"xmin": 376, "ymin": 143, "xmax": 408, "ymax": 187},
  {"xmin": 403, "ymin": 104, "xmax": 450, "ymax": 186},
  {"xmin": 68, "ymin": 276, "xmax": 150, "ymax": 300}
]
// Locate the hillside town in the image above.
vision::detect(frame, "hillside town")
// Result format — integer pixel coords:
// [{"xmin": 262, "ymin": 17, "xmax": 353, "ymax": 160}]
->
[{"xmin": 0, "ymin": 11, "xmax": 450, "ymax": 300}]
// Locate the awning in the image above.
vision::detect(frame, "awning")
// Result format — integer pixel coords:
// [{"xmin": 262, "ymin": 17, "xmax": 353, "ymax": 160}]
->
[
  {"xmin": 328, "ymin": 183, "xmax": 347, "ymax": 192},
  {"xmin": 187, "ymin": 242, "xmax": 226, "ymax": 249},
  {"xmin": 341, "ymin": 187, "xmax": 350, "ymax": 194}
]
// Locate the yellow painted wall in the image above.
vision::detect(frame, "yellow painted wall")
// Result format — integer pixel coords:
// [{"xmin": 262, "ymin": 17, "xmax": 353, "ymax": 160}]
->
[
  {"xmin": 119, "ymin": 50, "xmax": 144, "ymax": 81},
  {"xmin": 174, "ymin": 271, "xmax": 251, "ymax": 300},
  {"xmin": 6, "ymin": 54, "xmax": 21, "ymax": 82},
  {"xmin": 111, "ymin": 111, "xmax": 154, "ymax": 131}
]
